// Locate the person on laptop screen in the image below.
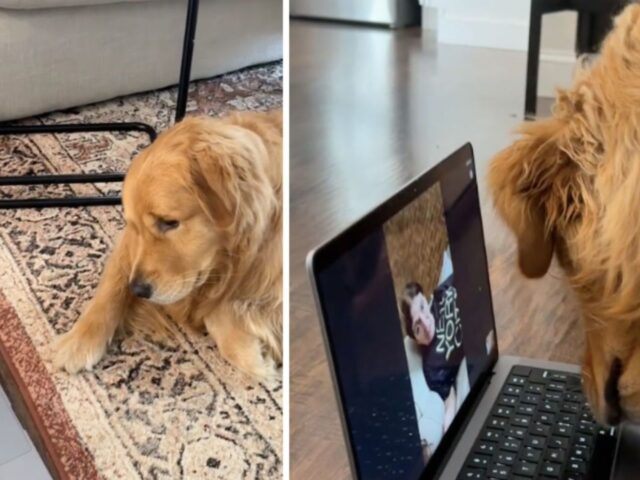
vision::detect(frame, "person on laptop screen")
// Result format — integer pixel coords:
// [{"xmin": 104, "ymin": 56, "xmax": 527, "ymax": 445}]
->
[
  {"xmin": 384, "ymin": 186, "xmax": 471, "ymax": 465},
  {"xmin": 401, "ymin": 277, "xmax": 463, "ymax": 433}
]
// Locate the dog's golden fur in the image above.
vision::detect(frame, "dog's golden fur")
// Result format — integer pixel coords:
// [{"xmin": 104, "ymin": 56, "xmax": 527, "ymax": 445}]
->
[
  {"xmin": 489, "ymin": 5, "xmax": 640, "ymax": 424},
  {"xmin": 54, "ymin": 110, "xmax": 282, "ymax": 380}
]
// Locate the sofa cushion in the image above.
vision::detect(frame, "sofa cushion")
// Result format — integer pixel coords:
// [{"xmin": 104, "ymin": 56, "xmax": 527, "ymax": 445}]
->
[
  {"xmin": 0, "ymin": 0, "xmax": 282, "ymax": 121},
  {"xmin": 0, "ymin": 0, "xmax": 156, "ymax": 10}
]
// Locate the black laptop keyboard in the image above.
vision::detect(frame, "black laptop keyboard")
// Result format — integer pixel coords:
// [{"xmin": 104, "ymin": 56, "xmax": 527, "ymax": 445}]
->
[{"xmin": 458, "ymin": 366, "xmax": 618, "ymax": 480}]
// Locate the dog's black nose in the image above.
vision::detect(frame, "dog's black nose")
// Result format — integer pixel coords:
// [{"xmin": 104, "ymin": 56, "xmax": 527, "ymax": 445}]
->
[
  {"xmin": 130, "ymin": 279, "xmax": 152, "ymax": 299},
  {"xmin": 605, "ymin": 357, "xmax": 623, "ymax": 425}
]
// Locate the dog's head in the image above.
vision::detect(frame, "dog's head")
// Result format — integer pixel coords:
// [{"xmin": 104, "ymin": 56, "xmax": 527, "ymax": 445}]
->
[
  {"xmin": 488, "ymin": 4, "xmax": 640, "ymax": 425},
  {"xmin": 121, "ymin": 116, "xmax": 276, "ymax": 305}
]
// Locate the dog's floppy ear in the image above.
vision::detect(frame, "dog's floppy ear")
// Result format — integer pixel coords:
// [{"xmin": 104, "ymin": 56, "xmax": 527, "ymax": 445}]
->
[
  {"xmin": 188, "ymin": 120, "xmax": 274, "ymax": 234},
  {"xmin": 489, "ymin": 119, "xmax": 567, "ymax": 278},
  {"xmin": 189, "ymin": 142, "xmax": 237, "ymax": 229}
]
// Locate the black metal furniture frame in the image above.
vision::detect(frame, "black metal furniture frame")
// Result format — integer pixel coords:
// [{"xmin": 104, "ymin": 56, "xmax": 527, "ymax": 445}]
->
[
  {"xmin": 0, "ymin": 0, "xmax": 199, "ymax": 209},
  {"xmin": 525, "ymin": 0, "xmax": 627, "ymax": 120}
]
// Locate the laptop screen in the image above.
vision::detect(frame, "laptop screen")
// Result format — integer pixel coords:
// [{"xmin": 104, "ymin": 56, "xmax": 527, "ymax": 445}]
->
[{"xmin": 309, "ymin": 144, "xmax": 498, "ymax": 479}]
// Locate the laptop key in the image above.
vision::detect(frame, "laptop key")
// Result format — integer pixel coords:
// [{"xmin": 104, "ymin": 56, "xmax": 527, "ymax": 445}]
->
[
  {"xmin": 547, "ymin": 382, "xmax": 565, "ymax": 392},
  {"xmin": 504, "ymin": 385, "xmax": 522, "ymax": 396},
  {"xmin": 540, "ymin": 402, "xmax": 559, "ymax": 413},
  {"xmin": 548, "ymin": 437, "xmax": 569, "ymax": 450},
  {"xmin": 535, "ymin": 413, "xmax": 555, "ymax": 425},
  {"xmin": 520, "ymin": 448, "xmax": 541, "ymax": 463},
  {"xmin": 580, "ymin": 411, "xmax": 595, "ymax": 423},
  {"xmin": 553, "ymin": 424, "xmax": 572, "ymax": 437},
  {"xmin": 498, "ymin": 396, "xmax": 518, "ymax": 407},
  {"xmin": 495, "ymin": 452, "xmax": 516, "ymax": 466},
  {"xmin": 546, "ymin": 448, "xmax": 565, "ymax": 463},
  {"xmin": 529, "ymin": 369, "xmax": 547, "ymax": 384},
  {"xmin": 571, "ymin": 446, "xmax": 588, "ymax": 459},
  {"xmin": 540, "ymin": 462, "xmax": 561, "ymax": 477},
  {"xmin": 561, "ymin": 403, "xmax": 580, "ymax": 414},
  {"xmin": 513, "ymin": 460, "xmax": 537, "ymax": 477},
  {"xmin": 507, "ymin": 375, "xmax": 527, "ymax": 386},
  {"xmin": 511, "ymin": 366, "xmax": 532, "ymax": 377},
  {"xmin": 494, "ymin": 406, "xmax": 514, "ymax": 418},
  {"xmin": 557, "ymin": 413, "xmax": 576, "ymax": 425},
  {"xmin": 550, "ymin": 372, "xmax": 569, "ymax": 382},
  {"xmin": 530, "ymin": 424, "xmax": 550, "ymax": 437},
  {"xmin": 488, "ymin": 417, "xmax": 508, "ymax": 429},
  {"xmin": 512, "ymin": 416, "xmax": 530, "ymax": 427},
  {"xmin": 500, "ymin": 438, "xmax": 521, "ymax": 453},
  {"xmin": 521, "ymin": 393, "xmax": 541, "ymax": 405},
  {"xmin": 575, "ymin": 434, "xmax": 593, "ymax": 448},
  {"xmin": 506, "ymin": 426, "xmax": 527, "ymax": 439},
  {"xmin": 567, "ymin": 459, "xmax": 586, "ymax": 474},
  {"xmin": 458, "ymin": 467, "xmax": 484, "ymax": 480},
  {"xmin": 487, "ymin": 465, "xmax": 510, "ymax": 479},
  {"xmin": 468, "ymin": 454, "xmax": 491, "ymax": 468},
  {"xmin": 565, "ymin": 393, "xmax": 582, "ymax": 403},
  {"xmin": 545, "ymin": 392, "xmax": 563, "ymax": 402},
  {"xmin": 481, "ymin": 429, "xmax": 502, "ymax": 442},
  {"xmin": 475, "ymin": 441, "xmax": 497, "ymax": 455},
  {"xmin": 516, "ymin": 404, "xmax": 535, "ymax": 416},
  {"xmin": 526, "ymin": 384, "xmax": 544, "ymax": 394},
  {"xmin": 525, "ymin": 436, "xmax": 546, "ymax": 450},
  {"xmin": 577, "ymin": 423, "xmax": 596, "ymax": 435}
]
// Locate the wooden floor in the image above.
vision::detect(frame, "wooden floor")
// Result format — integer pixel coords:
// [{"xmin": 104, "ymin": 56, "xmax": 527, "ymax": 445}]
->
[{"xmin": 290, "ymin": 21, "xmax": 582, "ymax": 479}]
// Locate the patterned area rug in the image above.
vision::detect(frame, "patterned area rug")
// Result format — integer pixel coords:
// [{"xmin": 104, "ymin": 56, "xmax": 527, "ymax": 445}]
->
[{"xmin": 0, "ymin": 63, "xmax": 283, "ymax": 479}]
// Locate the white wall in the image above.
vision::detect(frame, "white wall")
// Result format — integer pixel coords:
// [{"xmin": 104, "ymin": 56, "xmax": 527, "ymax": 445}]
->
[{"xmin": 425, "ymin": 0, "xmax": 577, "ymax": 96}]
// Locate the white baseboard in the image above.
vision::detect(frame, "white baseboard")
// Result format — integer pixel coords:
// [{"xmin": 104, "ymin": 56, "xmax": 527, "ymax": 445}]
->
[
  {"xmin": 437, "ymin": 13, "xmax": 530, "ymax": 51},
  {"xmin": 433, "ymin": 11, "xmax": 577, "ymax": 97}
]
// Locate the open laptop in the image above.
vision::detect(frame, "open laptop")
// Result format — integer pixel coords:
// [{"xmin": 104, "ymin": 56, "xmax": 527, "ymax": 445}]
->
[
  {"xmin": 0, "ymin": 384, "xmax": 50, "ymax": 479},
  {"xmin": 307, "ymin": 143, "xmax": 640, "ymax": 480}
]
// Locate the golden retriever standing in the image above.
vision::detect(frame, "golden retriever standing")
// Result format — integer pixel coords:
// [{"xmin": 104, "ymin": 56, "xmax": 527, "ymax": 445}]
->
[
  {"xmin": 54, "ymin": 110, "xmax": 282, "ymax": 380},
  {"xmin": 489, "ymin": 5, "xmax": 640, "ymax": 425}
]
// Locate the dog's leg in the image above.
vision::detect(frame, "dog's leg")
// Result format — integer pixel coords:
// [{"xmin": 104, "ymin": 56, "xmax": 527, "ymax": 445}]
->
[
  {"xmin": 53, "ymin": 233, "xmax": 133, "ymax": 374},
  {"xmin": 204, "ymin": 302, "xmax": 278, "ymax": 381}
]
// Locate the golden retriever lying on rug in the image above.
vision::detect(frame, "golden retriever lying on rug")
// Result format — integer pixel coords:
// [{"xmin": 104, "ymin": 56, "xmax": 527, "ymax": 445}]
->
[
  {"xmin": 54, "ymin": 110, "xmax": 282, "ymax": 380},
  {"xmin": 489, "ymin": 5, "xmax": 640, "ymax": 425}
]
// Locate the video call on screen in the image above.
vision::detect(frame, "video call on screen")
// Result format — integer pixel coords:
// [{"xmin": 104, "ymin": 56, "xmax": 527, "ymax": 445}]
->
[{"xmin": 317, "ymin": 159, "xmax": 496, "ymax": 479}]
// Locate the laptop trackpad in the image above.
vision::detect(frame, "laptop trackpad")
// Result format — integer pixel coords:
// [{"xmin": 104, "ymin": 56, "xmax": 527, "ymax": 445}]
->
[
  {"xmin": 612, "ymin": 423, "xmax": 640, "ymax": 480},
  {"xmin": 0, "ymin": 389, "xmax": 31, "ymax": 465}
]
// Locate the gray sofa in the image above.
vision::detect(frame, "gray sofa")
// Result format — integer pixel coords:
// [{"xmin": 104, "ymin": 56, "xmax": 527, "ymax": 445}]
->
[{"xmin": 0, "ymin": 0, "xmax": 282, "ymax": 122}]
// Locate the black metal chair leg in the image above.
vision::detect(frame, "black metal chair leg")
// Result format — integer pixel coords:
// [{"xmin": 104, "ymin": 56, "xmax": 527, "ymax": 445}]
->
[
  {"xmin": 525, "ymin": 1, "xmax": 544, "ymax": 120},
  {"xmin": 176, "ymin": 0, "xmax": 200, "ymax": 122},
  {"xmin": 0, "ymin": 122, "xmax": 156, "ymax": 209}
]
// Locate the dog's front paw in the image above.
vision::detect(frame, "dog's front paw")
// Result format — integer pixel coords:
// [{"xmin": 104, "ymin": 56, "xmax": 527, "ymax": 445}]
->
[
  {"xmin": 222, "ymin": 343, "xmax": 280, "ymax": 383},
  {"xmin": 246, "ymin": 354, "xmax": 280, "ymax": 384},
  {"xmin": 53, "ymin": 322, "xmax": 109, "ymax": 374}
]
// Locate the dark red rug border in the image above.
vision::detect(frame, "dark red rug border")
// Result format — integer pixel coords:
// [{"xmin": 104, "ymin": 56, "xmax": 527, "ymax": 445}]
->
[{"xmin": 0, "ymin": 290, "xmax": 99, "ymax": 479}]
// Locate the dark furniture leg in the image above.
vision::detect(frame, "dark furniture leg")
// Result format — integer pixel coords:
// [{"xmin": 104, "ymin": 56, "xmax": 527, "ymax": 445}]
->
[
  {"xmin": 525, "ymin": 1, "xmax": 544, "ymax": 120},
  {"xmin": 526, "ymin": 0, "xmax": 629, "ymax": 119},
  {"xmin": 0, "ymin": 0, "xmax": 199, "ymax": 209},
  {"xmin": 176, "ymin": 0, "xmax": 200, "ymax": 123}
]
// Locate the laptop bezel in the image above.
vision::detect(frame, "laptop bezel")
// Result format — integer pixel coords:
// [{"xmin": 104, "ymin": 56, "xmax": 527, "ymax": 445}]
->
[{"xmin": 306, "ymin": 143, "xmax": 500, "ymax": 479}]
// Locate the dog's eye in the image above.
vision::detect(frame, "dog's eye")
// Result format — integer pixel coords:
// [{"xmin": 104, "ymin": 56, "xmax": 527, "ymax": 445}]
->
[{"xmin": 157, "ymin": 218, "xmax": 180, "ymax": 232}]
